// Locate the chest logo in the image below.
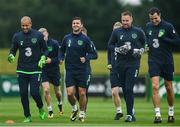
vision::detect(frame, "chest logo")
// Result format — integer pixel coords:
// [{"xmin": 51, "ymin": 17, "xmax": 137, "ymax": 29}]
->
[
  {"xmin": 31, "ymin": 38, "xmax": 37, "ymax": 44},
  {"xmin": 68, "ymin": 40, "xmax": 71, "ymax": 47},
  {"xmin": 78, "ymin": 40, "xmax": 83, "ymax": 45},
  {"xmin": 120, "ymin": 35, "xmax": 123, "ymax": 40},
  {"xmin": 48, "ymin": 46, "xmax": 53, "ymax": 52},
  {"xmin": 132, "ymin": 33, "xmax": 137, "ymax": 39},
  {"xmin": 158, "ymin": 29, "xmax": 165, "ymax": 37},
  {"xmin": 149, "ymin": 30, "xmax": 152, "ymax": 35},
  {"xmin": 20, "ymin": 41, "xmax": 23, "ymax": 46}
]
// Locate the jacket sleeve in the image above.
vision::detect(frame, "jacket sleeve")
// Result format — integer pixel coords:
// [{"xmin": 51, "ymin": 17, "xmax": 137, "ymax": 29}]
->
[{"xmin": 9, "ymin": 34, "xmax": 18, "ymax": 56}]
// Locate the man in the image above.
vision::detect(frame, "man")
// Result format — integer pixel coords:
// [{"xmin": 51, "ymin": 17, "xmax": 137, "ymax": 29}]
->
[
  {"xmin": 107, "ymin": 21, "xmax": 123, "ymax": 120},
  {"xmin": 75, "ymin": 26, "xmax": 98, "ymax": 112},
  {"xmin": 146, "ymin": 7, "xmax": 179, "ymax": 123},
  {"xmin": 60, "ymin": 17, "xmax": 97, "ymax": 122},
  {"xmin": 108, "ymin": 11, "xmax": 146, "ymax": 122},
  {"xmin": 38, "ymin": 28, "xmax": 63, "ymax": 118},
  {"xmin": 8, "ymin": 16, "xmax": 47, "ymax": 122}
]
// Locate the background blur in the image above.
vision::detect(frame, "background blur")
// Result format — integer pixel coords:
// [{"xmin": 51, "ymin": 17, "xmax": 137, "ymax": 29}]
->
[
  {"xmin": 0, "ymin": 0, "xmax": 180, "ymax": 50},
  {"xmin": 0, "ymin": 1, "xmax": 180, "ymax": 125}
]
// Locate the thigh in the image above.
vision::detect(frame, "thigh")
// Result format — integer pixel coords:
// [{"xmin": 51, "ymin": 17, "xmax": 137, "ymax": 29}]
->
[
  {"xmin": 29, "ymin": 74, "xmax": 41, "ymax": 92},
  {"xmin": 117, "ymin": 66, "xmax": 126, "ymax": 86},
  {"xmin": 17, "ymin": 73, "xmax": 29, "ymax": 94},
  {"xmin": 41, "ymin": 70, "xmax": 49, "ymax": 83},
  {"xmin": 49, "ymin": 71, "xmax": 61, "ymax": 86},
  {"xmin": 148, "ymin": 62, "xmax": 160, "ymax": 78},
  {"xmin": 161, "ymin": 64, "xmax": 174, "ymax": 81},
  {"xmin": 110, "ymin": 71, "xmax": 120, "ymax": 88},
  {"xmin": 65, "ymin": 70, "xmax": 75, "ymax": 88},
  {"xmin": 75, "ymin": 72, "xmax": 89, "ymax": 88},
  {"xmin": 125, "ymin": 66, "xmax": 139, "ymax": 88}
]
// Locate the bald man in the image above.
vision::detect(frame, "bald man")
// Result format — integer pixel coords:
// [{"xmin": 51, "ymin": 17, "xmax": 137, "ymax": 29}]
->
[{"xmin": 8, "ymin": 16, "xmax": 48, "ymax": 122}]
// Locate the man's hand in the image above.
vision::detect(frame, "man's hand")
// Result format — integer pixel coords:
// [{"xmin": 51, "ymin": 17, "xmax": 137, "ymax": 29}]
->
[
  {"xmin": 132, "ymin": 48, "xmax": 144, "ymax": 57},
  {"xmin": 115, "ymin": 42, "xmax": 131, "ymax": 55},
  {"xmin": 38, "ymin": 55, "xmax": 46, "ymax": 68},
  {"xmin": 59, "ymin": 60, "xmax": 63, "ymax": 65},
  {"xmin": 80, "ymin": 57, "xmax": 86, "ymax": 63},
  {"xmin": 8, "ymin": 54, "xmax": 15, "ymax": 63},
  {"xmin": 107, "ymin": 64, "xmax": 112, "ymax": 70},
  {"xmin": 45, "ymin": 57, "xmax": 52, "ymax": 64}
]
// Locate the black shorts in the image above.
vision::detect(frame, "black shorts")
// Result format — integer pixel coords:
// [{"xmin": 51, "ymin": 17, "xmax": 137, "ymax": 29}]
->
[
  {"xmin": 65, "ymin": 70, "xmax": 90, "ymax": 88},
  {"xmin": 110, "ymin": 69, "xmax": 120, "ymax": 88},
  {"xmin": 148, "ymin": 62, "xmax": 174, "ymax": 81},
  {"xmin": 41, "ymin": 70, "xmax": 61, "ymax": 86}
]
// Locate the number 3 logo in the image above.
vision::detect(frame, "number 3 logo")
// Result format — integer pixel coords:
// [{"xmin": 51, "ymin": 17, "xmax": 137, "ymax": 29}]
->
[
  {"xmin": 25, "ymin": 47, "xmax": 32, "ymax": 57},
  {"xmin": 152, "ymin": 39, "xmax": 159, "ymax": 48}
]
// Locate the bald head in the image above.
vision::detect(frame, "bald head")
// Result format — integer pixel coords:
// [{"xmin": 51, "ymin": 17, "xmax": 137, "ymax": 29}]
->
[
  {"xmin": 21, "ymin": 16, "xmax": 32, "ymax": 33},
  {"xmin": 21, "ymin": 16, "xmax": 32, "ymax": 23}
]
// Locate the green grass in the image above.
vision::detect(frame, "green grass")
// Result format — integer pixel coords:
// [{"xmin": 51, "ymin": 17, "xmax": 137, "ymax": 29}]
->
[
  {"xmin": 1, "ymin": 49, "xmax": 180, "ymax": 75},
  {"xmin": 0, "ymin": 97, "xmax": 180, "ymax": 126}
]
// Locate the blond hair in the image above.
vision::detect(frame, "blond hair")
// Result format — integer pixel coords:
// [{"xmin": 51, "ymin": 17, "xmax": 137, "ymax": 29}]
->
[{"xmin": 113, "ymin": 21, "xmax": 122, "ymax": 30}]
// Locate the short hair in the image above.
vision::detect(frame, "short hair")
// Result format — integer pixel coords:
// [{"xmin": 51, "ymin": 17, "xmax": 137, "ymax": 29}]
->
[
  {"xmin": 148, "ymin": 7, "xmax": 161, "ymax": 15},
  {"xmin": 113, "ymin": 21, "xmax": 122, "ymax": 30},
  {"xmin": 72, "ymin": 16, "xmax": 83, "ymax": 24},
  {"xmin": 21, "ymin": 16, "xmax": 32, "ymax": 23},
  {"xmin": 121, "ymin": 11, "xmax": 133, "ymax": 17},
  {"xmin": 38, "ymin": 27, "xmax": 47, "ymax": 33}
]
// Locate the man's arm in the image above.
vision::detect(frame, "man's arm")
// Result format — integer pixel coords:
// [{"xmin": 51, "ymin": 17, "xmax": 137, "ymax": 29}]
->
[{"xmin": 8, "ymin": 34, "xmax": 18, "ymax": 63}]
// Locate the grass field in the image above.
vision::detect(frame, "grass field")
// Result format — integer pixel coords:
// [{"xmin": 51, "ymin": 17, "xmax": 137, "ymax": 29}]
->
[{"xmin": 0, "ymin": 97, "xmax": 180, "ymax": 126}]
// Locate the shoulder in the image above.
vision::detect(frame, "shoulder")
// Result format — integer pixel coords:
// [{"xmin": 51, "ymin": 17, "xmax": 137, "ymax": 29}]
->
[
  {"xmin": 80, "ymin": 33, "xmax": 91, "ymax": 43},
  {"xmin": 146, "ymin": 22, "xmax": 153, "ymax": 27},
  {"xmin": 63, "ymin": 33, "xmax": 72, "ymax": 39},
  {"xmin": 51, "ymin": 39, "xmax": 60, "ymax": 46},
  {"xmin": 31, "ymin": 29, "xmax": 44, "ymax": 38},
  {"xmin": 161, "ymin": 20, "xmax": 174, "ymax": 28},
  {"xmin": 132, "ymin": 26, "xmax": 145, "ymax": 34}
]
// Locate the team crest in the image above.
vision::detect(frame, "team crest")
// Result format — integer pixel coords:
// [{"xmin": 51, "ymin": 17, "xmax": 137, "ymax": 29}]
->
[
  {"xmin": 132, "ymin": 33, "xmax": 137, "ymax": 39},
  {"xmin": 31, "ymin": 38, "xmax": 37, "ymax": 44},
  {"xmin": 149, "ymin": 30, "xmax": 152, "ymax": 35},
  {"xmin": 158, "ymin": 29, "xmax": 165, "ymax": 37},
  {"xmin": 68, "ymin": 40, "xmax": 71, "ymax": 47},
  {"xmin": 20, "ymin": 41, "xmax": 23, "ymax": 46},
  {"xmin": 120, "ymin": 35, "xmax": 123, "ymax": 40},
  {"xmin": 78, "ymin": 40, "xmax": 83, "ymax": 45},
  {"xmin": 48, "ymin": 46, "xmax": 53, "ymax": 52}
]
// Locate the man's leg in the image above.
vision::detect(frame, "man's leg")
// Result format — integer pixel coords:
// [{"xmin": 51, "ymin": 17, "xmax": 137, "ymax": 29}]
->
[
  {"xmin": 42, "ymin": 82, "xmax": 53, "ymax": 118},
  {"xmin": 164, "ymin": 80, "xmax": 174, "ymax": 122},
  {"xmin": 66, "ymin": 86, "xmax": 78, "ymax": 121},
  {"xmin": 112, "ymin": 86, "xmax": 123, "ymax": 120},
  {"xmin": 151, "ymin": 76, "xmax": 162, "ymax": 123},
  {"xmin": 54, "ymin": 86, "xmax": 63, "ymax": 114},
  {"xmin": 17, "ymin": 74, "xmax": 31, "ymax": 122},
  {"xmin": 30, "ymin": 74, "xmax": 45, "ymax": 120},
  {"xmin": 124, "ymin": 67, "xmax": 138, "ymax": 122},
  {"xmin": 78, "ymin": 87, "xmax": 87, "ymax": 122}
]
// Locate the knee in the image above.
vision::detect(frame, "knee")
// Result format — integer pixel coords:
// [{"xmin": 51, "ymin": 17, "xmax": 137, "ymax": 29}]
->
[
  {"xmin": 30, "ymin": 90, "xmax": 39, "ymax": 97},
  {"xmin": 165, "ymin": 83, "xmax": 173, "ymax": 92},
  {"xmin": 79, "ymin": 89, "xmax": 86, "ymax": 97},
  {"xmin": 44, "ymin": 87, "xmax": 50, "ymax": 95},
  {"xmin": 112, "ymin": 89, "xmax": 118, "ymax": 97},
  {"xmin": 20, "ymin": 91, "xmax": 28, "ymax": 97},
  {"xmin": 152, "ymin": 83, "xmax": 159, "ymax": 92},
  {"xmin": 67, "ymin": 90, "xmax": 74, "ymax": 98}
]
